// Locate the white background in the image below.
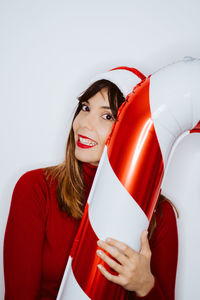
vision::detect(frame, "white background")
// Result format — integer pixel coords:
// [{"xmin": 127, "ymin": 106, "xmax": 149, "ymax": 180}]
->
[{"xmin": 0, "ymin": 0, "xmax": 200, "ymax": 298}]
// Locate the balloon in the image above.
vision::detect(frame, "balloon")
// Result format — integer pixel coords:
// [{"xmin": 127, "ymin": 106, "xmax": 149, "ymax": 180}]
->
[
  {"xmin": 57, "ymin": 58, "xmax": 200, "ymax": 300},
  {"xmin": 161, "ymin": 121, "xmax": 200, "ymax": 300}
]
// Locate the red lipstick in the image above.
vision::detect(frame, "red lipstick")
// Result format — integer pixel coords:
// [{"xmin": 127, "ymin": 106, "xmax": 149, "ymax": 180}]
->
[{"xmin": 77, "ymin": 135, "xmax": 97, "ymax": 149}]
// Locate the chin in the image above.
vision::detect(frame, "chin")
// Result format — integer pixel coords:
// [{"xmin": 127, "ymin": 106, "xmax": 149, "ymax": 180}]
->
[{"xmin": 75, "ymin": 151, "xmax": 99, "ymax": 165}]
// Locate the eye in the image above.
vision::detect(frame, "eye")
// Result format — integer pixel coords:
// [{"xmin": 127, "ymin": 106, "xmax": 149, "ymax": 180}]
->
[
  {"xmin": 81, "ymin": 103, "xmax": 89, "ymax": 112},
  {"xmin": 102, "ymin": 113, "xmax": 115, "ymax": 121}
]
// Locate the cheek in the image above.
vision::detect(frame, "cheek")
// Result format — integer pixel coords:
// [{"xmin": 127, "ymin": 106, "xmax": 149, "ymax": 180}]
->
[
  {"xmin": 73, "ymin": 116, "xmax": 79, "ymax": 134},
  {"xmin": 99, "ymin": 124, "xmax": 114, "ymax": 145}
]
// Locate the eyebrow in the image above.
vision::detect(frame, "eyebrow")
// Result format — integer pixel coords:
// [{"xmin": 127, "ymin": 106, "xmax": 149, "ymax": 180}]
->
[{"xmin": 101, "ymin": 106, "xmax": 111, "ymax": 109}]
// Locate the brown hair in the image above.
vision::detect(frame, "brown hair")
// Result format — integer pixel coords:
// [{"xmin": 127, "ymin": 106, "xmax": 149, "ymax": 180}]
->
[{"xmin": 43, "ymin": 79, "xmax": 179, "ymax": 237}]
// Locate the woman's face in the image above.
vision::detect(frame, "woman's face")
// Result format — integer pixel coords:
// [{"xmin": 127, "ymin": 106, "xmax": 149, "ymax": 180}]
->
[{"xmin": 73, "ymin": 88, "xmax": 115, "ymax": 166}]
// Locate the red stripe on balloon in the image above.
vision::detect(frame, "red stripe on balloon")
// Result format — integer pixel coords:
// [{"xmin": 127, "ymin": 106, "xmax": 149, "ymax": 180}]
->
[
  {"xmin": 110, "ymin": 66, "xmax": 146, "ymax": 81},
  {"xmin": 107, "ymin": 77, "xmax": 164, "ymax": 221},
  {"xmin": 71, "ymin": 203, "xmax": 129, "ymax": 300},
  {"xmin": 190, "ymin": 121, "xmax": 200, "ymax": 133}
]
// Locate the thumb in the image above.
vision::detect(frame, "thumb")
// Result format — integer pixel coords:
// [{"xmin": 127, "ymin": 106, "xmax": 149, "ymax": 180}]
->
[{"xmin": 140, "ymin": 230, "xmax": 151, "ymax": 257}]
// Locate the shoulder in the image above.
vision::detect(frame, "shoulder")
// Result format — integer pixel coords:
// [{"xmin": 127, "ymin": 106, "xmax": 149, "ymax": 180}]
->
[
  {"xmin": 14, "ymin": 168, "xmax": 49, "ymax": 194},
  {"xmin": 150, "ymin": 199, "xmax": 178, "ymax": 247},
  {"xmin": 156, "ymin": 199, "xmax": 177, "ymax": 224},
  {"xmin": 11, "ymin": 168, "xmax": 53, "ymax": 214},
  {"xmin": 16, "ymin": 168, "xmax": 45, "ymax": 182}
]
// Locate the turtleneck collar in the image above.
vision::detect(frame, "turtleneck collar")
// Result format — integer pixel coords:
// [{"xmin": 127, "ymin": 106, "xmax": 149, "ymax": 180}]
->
[{"xmin": 82, "ymin": 162, "xmax": 98, "ymax": 172}]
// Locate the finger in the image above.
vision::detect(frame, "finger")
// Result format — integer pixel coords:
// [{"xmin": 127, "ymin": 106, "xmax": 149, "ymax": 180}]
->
[
  {"xmin": 96, "ymin": 249, "xmax": 123, "ymax": 274},
  {"xmin": 104, "ymin": 238, "xmax": 137, "ymax": 258},
  {"xmin": 97, "ymin": 264, "xmax": 122, "ymax": 285},
  {"xmin": 97, "ymin": 240, "xmax": 129, "ymax": 266},
  {"xmin": 140, "ymin": 230, "xmax": 151, "ymax": 257}
]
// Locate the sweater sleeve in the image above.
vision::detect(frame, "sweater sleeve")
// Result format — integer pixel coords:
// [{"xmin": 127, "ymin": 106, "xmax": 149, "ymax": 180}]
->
[
  {"xmin": 130, "ymin": 200, "xmax": 178, "ymax": 300},
  {"xmin": 4, "ymin": 169, "xmax": 48, "ymax": 300}
]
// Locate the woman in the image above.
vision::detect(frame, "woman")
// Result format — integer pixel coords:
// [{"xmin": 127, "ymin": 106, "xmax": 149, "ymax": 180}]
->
[{"xmin": 4, "ymin": 67, "xmax": 178, "ymax": 299}]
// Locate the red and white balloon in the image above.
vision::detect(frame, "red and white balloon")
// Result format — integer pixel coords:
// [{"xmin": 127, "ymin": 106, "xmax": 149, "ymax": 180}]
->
[{"xmin": 57, "ymin": 58, "xmax": 200, "ymax": 300}]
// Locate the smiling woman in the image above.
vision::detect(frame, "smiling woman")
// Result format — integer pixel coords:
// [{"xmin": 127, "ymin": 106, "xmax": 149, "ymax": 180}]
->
[
  {"xmin": 73, "ymin": 87, "xmax": 117, "ymax": 166},
  {"xmin": 3, "ymin": 67, "xmax": 178, "ymax": 300},
  {"xmin": 46, "ymin": 79, "xmax": 125, "ymax": 219}
]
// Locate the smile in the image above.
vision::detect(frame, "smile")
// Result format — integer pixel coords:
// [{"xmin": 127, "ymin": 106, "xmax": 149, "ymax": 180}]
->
[{"xmin": 77, "ymin": 135, "xmax": 97, "ymax": 149}]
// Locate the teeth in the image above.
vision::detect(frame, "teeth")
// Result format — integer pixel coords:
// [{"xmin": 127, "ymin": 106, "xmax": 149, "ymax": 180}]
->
[{"xmin": 79, "ymin": 137, "xmax": 97, "ymax": 146}]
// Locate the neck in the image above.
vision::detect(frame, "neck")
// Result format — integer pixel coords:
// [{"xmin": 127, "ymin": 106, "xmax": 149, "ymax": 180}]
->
[{"xmin": 81, "ymin": 161, "xmax": 98, "ymax": 200}]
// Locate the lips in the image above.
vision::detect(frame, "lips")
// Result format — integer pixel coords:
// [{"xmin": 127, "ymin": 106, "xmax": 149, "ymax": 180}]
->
[{"xmin": 77, "ymin": 134, "xmax": 97, "ymax": 149}]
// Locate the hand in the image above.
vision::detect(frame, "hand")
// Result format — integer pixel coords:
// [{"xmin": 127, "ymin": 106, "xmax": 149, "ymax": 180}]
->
[{"xmin": 96, "ymin": 230, "xmax": 155, "ymax": 297}]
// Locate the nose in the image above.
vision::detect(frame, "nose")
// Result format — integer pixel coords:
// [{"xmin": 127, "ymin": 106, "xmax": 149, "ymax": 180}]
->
[{"xmin": 79, "ymin": 111, "xmax": 96, "ymax": 130}]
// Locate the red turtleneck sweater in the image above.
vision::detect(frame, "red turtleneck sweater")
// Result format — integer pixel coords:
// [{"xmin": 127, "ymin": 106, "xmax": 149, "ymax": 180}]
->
[{"xmin": 4, "ymin": 163, "xmax": 178, "ymax": 299}]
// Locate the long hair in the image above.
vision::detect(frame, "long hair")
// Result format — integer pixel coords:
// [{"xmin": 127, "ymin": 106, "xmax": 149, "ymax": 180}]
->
[{"xmin": 43, "ymin": 79, "xmax": 179, "ymax": 237}]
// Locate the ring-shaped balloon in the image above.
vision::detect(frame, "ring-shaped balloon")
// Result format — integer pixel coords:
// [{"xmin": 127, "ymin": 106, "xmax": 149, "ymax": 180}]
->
[{"xmin": 57, "ymin": 57, "xmax": 200, "ymax": 300}]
